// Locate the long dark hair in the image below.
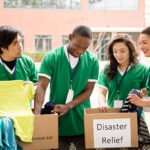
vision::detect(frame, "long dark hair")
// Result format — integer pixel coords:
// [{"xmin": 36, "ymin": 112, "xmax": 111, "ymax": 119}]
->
[{"xmin": 105, "ymin": 34, "xmax": 138, "ymax": 80}]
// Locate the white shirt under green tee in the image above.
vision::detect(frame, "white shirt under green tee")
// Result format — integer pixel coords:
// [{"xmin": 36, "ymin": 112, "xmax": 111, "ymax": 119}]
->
[{"xmin": 39, "ymin": 45, "xmax": 99, "ymax": 136}]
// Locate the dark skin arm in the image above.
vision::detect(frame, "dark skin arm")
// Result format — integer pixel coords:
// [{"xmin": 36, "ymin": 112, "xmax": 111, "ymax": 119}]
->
[
  {"xmin": 53, "ymin": 82, "xmax": 95, "ymax": 116},
  {"xmin": 34, "ymin": 75, "xmax": 95, "ymax": 116},
  {"xmin": 34, "ymin": 76, "xmax": 49, "ymax": 115}
]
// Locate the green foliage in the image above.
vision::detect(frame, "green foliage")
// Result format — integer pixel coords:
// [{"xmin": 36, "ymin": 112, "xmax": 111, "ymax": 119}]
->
[{"xmin": 23, "ymin": 51, "xmax": 46, "ymax": 62}]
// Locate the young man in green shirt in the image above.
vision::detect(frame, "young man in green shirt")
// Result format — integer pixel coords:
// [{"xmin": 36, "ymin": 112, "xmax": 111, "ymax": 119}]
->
[
  {"xmin": 0, "ymin": 26, "xmax": 38, "ymax": 82},
  {"xmin": 34, "ymin": 25, "xmax": 99, "ymax": 149},
  {"xmin": 0, "ymin": 25, "xmax": 38, "ymax": 149}
]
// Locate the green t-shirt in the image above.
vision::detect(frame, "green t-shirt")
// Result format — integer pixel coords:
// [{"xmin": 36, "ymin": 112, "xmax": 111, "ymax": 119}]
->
[
  {"xmin": 39, "ymin": 46, "xmax": 99, "ymax": 136},
  {"xmin": 146, "ymin": 70, "xmax": 150, "ymax": 96},
  {"xmin": 97, "ymin": 63, "xmax": 149, "ymax": 107},
  {"xmin": 0, "ymin": 55, "xmax": 38, "ymax": 83}
]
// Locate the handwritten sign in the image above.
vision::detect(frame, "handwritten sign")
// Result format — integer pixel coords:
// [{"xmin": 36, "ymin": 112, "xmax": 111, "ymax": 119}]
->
[{"xmin": 93, "ymin": 118, "xmax": 131, "ymax": 148}]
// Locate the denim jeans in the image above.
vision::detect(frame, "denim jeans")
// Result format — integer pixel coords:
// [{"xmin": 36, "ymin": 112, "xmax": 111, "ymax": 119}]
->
[{"xmin": 1, "ymin": 117, "xmax": 23, "ymax": 150}]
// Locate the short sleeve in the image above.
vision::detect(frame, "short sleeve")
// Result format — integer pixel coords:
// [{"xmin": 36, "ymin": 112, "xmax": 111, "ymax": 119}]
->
[
  {"xmin": 29, "ymin": 59, "xmax": 38, "ymax": 83},
  {"xmin": 89, "ymin": 57, "xmax": 99, "ymax": 81},
  {"xmin": 97, "ymin": 67, "xmax": 108, "ymax": 88},
  {"xmin": 143, "ymin": 66, "xmax": 150, "ymax": 89},
  {"xmin": 39, "ymin": 52, "xmax": 55, "ymax": 79}
]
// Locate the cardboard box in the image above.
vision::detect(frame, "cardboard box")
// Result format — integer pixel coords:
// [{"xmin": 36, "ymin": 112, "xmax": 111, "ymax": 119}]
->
[
  {"xmin": 19, "ymin": 114, "xmax": 58, "ymax": 150},
  {"xmin": 84, "ymin": 108, "xmax": 138, "ymax": 149}
]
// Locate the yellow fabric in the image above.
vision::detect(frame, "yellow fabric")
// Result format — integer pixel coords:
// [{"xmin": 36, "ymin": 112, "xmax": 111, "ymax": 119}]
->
[{"xmin": 0, "ymin": 80, "xmax": 35, "ymax": 142}]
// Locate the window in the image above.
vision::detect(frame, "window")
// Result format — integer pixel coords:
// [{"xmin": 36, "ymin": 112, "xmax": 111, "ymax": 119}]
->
[
  {"xmin": 4, "ymin": 0, "xmax": 81, "ymax": 9},
  {"xmin": 89, "ymin": 0, "xmax": 138, "ymax": 10},
  {"xmin": 62, "ymin": 35, "xmax": 69, "ymax": 45},
  {"xmin": 92, "ymin": 32, "xmax": 139, "ymax": 61},
  {"xmin": 35, "ymin": 35, "xmax": 51, "ymax": 51},
  {"xmin": 92, "ymin": 32, "xmax": 111, "ymax": 61},
  {"xmin": 119, "ymin": 32, "xmax": 139, "ymax": 45}
]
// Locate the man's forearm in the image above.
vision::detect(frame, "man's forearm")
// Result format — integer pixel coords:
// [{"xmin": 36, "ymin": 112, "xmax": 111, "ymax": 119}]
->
[
  {"xmin": 66, "ymin": 85, "xmax": 94, "ymax": 109},
  {"xmin": 34, "ymin": 87, "xmax": 45, "ymax": 115}
]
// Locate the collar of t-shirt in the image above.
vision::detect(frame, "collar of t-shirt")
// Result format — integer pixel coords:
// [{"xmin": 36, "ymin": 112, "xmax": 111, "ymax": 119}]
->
[
  {"xmin": 0, "ymin": 57, "xmax": 16, "ymax": 74},
  {"xmin": 117, "ymin": 65, "xmax": 131, "ymax": 75},
  {"xmin": 64, "ymin": 45, "xmax": 79, "ymax": 69},
  {"xmin": 1, "ymin": 58, "xmax": 16, "ymax": 70}
]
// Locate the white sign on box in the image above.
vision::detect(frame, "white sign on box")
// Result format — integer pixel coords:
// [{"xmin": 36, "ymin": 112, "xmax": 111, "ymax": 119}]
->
[{"xmin": 93, "ymin": 119, "xmax": 131, "ymax": 148}]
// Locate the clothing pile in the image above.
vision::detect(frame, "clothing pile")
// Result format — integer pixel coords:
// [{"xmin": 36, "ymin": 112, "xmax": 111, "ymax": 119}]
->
[
  {"xmin": 41, "ymin": 101, "xmax": 55, "ymax": 114},
  {"xmin": 120, "ymin": 89, "xmax": 150, "ymax": 150}
]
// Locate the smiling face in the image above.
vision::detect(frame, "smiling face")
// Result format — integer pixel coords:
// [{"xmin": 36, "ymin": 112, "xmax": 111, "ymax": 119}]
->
[
  {"xmin": 139, "ymin": 34, "xmax": 150, "ymax": 57},
  {"xmin": 112, "ymin": 42, "xmax": 130, "ymax": 66},
  {"xmin": 68, "ymin": 34, "xmax": 91, "ymax": 58}
]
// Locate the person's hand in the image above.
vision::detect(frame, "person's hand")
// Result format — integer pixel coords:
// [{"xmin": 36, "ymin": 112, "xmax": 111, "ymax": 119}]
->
[
  {"xmin": 141, "ymin": 88, "xmax": 148, "ymax": 97},
  {"xmin": 53, "ymin": 104, "xmax": 71, "ymax": 116},
  {"xmin": 135, "ymin": 89, "xmax": 147, "ymax": 98},
  {"xmin": 33, "ymin": 109, "xmax": 41, "ymax": 115},
  {"xmin": 128, "ymin": 94, "xmax": 143, "ymax": 107},
  {"xmin": 98, "ymin": 106, "xmax": 108, "ymax": 112},
  {"xmin": 98, "ymin": 103, "xmax": 108, "ymax": 112}
]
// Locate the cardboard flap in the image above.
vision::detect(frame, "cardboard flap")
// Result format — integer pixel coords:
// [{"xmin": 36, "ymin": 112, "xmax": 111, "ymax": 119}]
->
[
  {"xmin": 84, "ymin": 108, "xmax": 120, "ymax": 114},
  {"xmin": 19, "ymin": 114, "xmax": 58, "ymax": 150}
]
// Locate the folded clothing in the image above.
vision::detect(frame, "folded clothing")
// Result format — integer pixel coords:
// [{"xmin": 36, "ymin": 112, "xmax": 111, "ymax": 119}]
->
[
  {"xmin": 120, "ymin": 89, "xmax": 150, "ymax": 146},
  {"xmin": 120, "ymin": 89, "xmax": 142, "ymax": 120},
  {"xmin": 0, "ymin": 80, "xmax": 35, "ymax": 142},
  {"xmin": 41, "ymin": 101, "xmax": 55, "ymax": 114}
]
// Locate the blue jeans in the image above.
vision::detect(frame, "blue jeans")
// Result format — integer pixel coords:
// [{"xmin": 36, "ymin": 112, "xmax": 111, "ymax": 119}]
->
[{"xmin": 0, "ymin": 117, "xmax": 23, "ymax": 150}]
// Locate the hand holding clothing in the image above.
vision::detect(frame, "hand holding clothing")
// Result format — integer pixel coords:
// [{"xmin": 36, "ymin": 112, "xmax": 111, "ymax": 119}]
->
[
  {"xmin": 53, "ymin": 104, "xmax": 71, "ymax": 116},
  {"xmin": 128, "ymin": 94, "xmax": 150, "ymax": 107}
]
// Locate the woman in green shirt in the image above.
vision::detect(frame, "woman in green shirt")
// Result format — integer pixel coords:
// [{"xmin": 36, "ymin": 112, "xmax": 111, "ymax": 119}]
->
[
  {"xmin": 97, "ymin": 34, "xmax": 149, "ymax": 109},
  {"xmin": 129, "ymin": 27, "xmax": 150, "ymax": 107}
]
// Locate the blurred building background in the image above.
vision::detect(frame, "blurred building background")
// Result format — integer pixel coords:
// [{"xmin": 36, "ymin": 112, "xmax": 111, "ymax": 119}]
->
[
  {"xmin": 1, "ymin": 0, "xmax": 149, "ymax": 61},
  {"xmin": 145, "ymin": 0, "xmax": 150, "ymax": 26}
]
